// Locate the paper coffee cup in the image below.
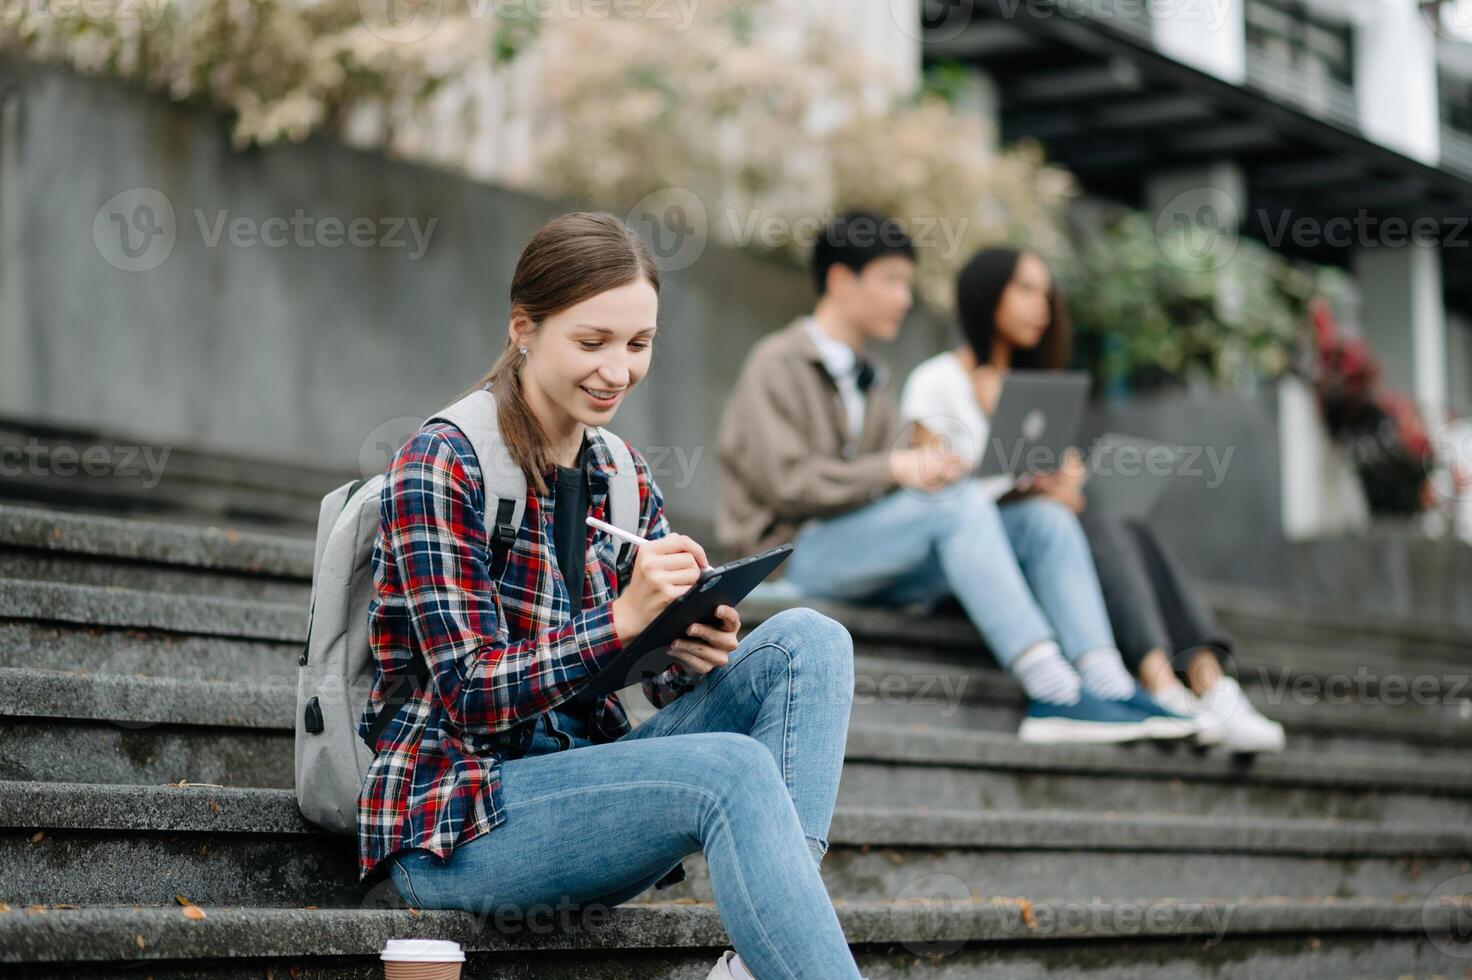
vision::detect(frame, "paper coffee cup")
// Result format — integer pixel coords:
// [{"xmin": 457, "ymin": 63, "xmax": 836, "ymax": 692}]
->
[{"xmin": 380, "ymin": 938, "xmax": 465, "ymax": 980}]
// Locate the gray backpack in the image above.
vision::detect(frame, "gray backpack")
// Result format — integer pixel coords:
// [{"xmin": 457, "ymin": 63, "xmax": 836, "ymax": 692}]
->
[{"xmin": 294, "ymin": 387, "xmax": 639, "ymax": 834}]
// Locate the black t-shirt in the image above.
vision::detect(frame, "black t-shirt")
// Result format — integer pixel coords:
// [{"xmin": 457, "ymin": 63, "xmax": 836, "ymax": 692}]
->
[{"xmin": 550, "ymin": 439, "xmax": 590, "ymax": 605}]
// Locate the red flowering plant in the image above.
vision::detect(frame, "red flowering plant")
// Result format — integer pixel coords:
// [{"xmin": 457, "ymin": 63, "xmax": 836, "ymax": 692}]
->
[{"xmin": 1308, "ymin": 297, "xmax": 1433, "ymax": 515}]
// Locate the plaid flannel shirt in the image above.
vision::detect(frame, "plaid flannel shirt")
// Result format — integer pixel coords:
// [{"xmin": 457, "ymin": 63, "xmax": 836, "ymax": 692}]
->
[{"xmin": 356, "ymin": 421, "xmax": 698, "ymax": 880}]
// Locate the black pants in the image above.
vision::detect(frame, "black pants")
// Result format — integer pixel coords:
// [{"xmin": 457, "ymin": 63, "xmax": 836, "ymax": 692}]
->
[{"xmin": 1079, "ymin": 511, "xmax": 1234, "ymax": 676}]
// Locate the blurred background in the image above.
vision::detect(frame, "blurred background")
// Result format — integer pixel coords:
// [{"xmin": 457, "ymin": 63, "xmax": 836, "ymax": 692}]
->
[
  {"xmin": 2, "ymin": 0, "xmax": 1472, "ymax": 617},
  {"xmin": 4, "ymin": 3, "xmax": 1472, "ymax": 976}
]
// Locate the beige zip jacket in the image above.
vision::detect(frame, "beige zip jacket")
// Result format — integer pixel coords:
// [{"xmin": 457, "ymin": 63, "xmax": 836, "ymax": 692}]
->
[{"xmin": 716, "ymin": 318, "xmax": 902, "ymax": 558}]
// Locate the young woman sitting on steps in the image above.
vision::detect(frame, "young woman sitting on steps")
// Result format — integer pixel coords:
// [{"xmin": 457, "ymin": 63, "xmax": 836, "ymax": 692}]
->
[
  {"xmin": 358, "ymin": 212, "xmax": 862, "ymax": 980},
  {"xmin": 905, "ymin": 246, "xmax": 1284, "ymax": 753}
]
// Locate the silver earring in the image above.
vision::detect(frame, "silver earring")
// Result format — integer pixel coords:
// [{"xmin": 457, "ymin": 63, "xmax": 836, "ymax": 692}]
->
[{"xmin": 518, "ymin": 345, "xmax": 528, "ymax": 357}]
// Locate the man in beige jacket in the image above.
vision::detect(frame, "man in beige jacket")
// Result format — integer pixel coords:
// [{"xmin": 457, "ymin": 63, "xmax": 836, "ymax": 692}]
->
[
  {"xmin": 716, "ymin": 212, "xmax": 1188, "ymax": 745},
  {"xmin": 715, "ymin": 221, "xmax": 954, "ymax": 557}
]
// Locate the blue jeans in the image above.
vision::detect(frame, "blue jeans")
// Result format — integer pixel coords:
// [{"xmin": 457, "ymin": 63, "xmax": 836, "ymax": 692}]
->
[
  {"xmin": 785, "ymin": 481, "xmax": 1117, "ymax": 669},
  {"xmin": 386, "ymin": 608, "xmax": 861, "ymax": 980}
]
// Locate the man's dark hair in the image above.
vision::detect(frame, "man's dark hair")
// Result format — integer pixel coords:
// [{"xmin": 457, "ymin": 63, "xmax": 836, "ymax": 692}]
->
[{"xmin": 810, "ymin": 211, "xmax": 916, "ymax": 296}]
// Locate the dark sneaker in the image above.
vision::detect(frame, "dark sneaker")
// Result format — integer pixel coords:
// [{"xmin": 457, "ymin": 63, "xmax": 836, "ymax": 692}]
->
[
  {"xmin": 1116, "ymin": 688, "xmax": 1200, "ymax": 740},
  {"xmin": 1017, "ymin": 692, "xmax": 1156, "ymax": 744}
]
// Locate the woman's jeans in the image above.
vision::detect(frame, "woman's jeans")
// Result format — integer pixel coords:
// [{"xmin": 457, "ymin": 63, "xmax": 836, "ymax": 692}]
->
[
  {"xmin": 386, "ymin": 607, "xmax": 862, "ymax": 980},
  {"xmin": 1079, "ymin": 511, "xmax": 1234, "ymax": 675},
  {"xmin": 785, "ymin": 480, "xmax": 1118, "ymax": 669}
]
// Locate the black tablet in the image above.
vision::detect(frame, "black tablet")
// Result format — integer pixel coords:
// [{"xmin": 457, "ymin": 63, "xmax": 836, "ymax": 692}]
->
[{"xmin": 574, "ymin": 544, "xmax": 794, "ymax": 701}]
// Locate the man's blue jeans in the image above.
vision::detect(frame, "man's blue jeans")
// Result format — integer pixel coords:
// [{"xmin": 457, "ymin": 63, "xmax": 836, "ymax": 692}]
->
[
  {"xmin": 386, "ymin": 608, "xmax": 862, "ymax": 980},
  {"xmin": 785, "ymin": 480, "xmax": 1117, "ymax": 669}
]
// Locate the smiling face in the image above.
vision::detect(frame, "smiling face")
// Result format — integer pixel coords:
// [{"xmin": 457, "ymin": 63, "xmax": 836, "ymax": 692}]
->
[
  {"xmin": 511, "ymin": 277, "xmax": 658, "ymax": 434},
  {"xmin": 994, "ymin": 252, "xmax": 1054, "ymax": 352}
]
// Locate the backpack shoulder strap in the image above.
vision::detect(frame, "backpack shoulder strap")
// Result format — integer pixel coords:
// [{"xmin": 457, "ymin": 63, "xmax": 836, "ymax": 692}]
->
[
  {"xmin": 594, "ymin": 427, "xmax": 640, "ymax": 537},
  {"xmin": 593, "ymin": 427, "xmax": 640, "ymax": 569},
  {"xmin": 430, "ymin": 388, "xmax": 526, "ymax": 558},
  {"xmin": 365, "ymin": 388, "xmax": 527, "ymax": 756}
]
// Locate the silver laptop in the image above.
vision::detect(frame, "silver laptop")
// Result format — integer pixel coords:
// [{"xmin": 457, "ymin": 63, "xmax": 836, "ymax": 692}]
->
[
  {"xmin": 976, "ymin": 371, "xmax": 1091, "ymax": 480},
  {"xmin": 1083, "ymin": 432, "xmax": 1184, "ymax": 519}
]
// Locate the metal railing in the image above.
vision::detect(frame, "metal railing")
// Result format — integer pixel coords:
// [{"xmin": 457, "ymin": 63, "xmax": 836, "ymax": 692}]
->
[
  {"xmin": 1244, "ymin": 48, "xmax": 1360, "ymax": 132},
  {"xmin": 1440, "ymin": 124, "xmax": 1472, "ymax": 181}
]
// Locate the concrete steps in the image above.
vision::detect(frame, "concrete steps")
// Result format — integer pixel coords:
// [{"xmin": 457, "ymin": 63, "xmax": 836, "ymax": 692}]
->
[
  {"xmin": 5, "ymin": 898, "xmax": 1468, "ymax": 979},
  {"xmin": 0, "ymin": 419, "xmax": 340, "ymax": 533},
  {"xmin": 6, "ymin": 666, "xmax": 1472, "ymax": 825},
  {"xmin": 4, "ymin": 574, "xmax": 1468, "ymax": 763},
  {"xmin": 1, "ymin": 493, "xmax": 1469, "ymax": 975},
  {"xmin": 4, "ymin": 782, "xmax": 1470, "ymax": 909},
  {"xmin": 0, "ymin": 503, "xmax": 312, "ymax": 603},
  {"xmin": 5, "ymin": 499, "xmax": 1470, "ymax": 681}
]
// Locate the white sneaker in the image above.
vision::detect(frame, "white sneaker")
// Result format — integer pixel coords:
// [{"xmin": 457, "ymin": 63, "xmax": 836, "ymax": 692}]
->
[
  {"xmin": 707, "ymin": 949, "xmax": 869, "ymax": 979},
  {"xmin": 707, "ymin": 951, "xmax": 743, "ymax": 979},
  {"xmin": 1150, "ymin": 682, "xmax": 1196, "ymax": 715},
  {"xmin": 1176, "ymin": 677, "xmax": 1287, "ymax": 753}
]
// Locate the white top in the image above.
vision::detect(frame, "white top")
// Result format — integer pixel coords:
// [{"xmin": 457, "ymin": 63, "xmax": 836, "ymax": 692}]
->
[
  {"xmin": 899, "ymin": 350, "xmax": 1013, "ymax": 499},
  {"xmin": 380, "ymin": 939, "xmax": 465, "ymax": 962},
  {"xmin": 803, "ymin": 317, "xmax": 866, "ymax": 444}
]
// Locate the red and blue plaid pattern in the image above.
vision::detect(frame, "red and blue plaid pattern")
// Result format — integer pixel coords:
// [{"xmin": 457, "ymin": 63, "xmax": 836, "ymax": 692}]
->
[{"xmin": 356, "ymin": 421, "xmax": 695, "ymax": 880}]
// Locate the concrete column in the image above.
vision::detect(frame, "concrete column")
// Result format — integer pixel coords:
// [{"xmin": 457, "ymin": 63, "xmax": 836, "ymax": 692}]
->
[
  {"xmin": 1354, "ymin": 0, "xmax": 1440, "ymax": 162},
  {"xmin": 1279, "ymin": 375, "xmax": 1370, "ymax": 538},
  {"xmin": 1152, "ymin": 0, "xmax": 1246, "ymax": 83},
  {"xmin": 1353, "ymin": 243, "xmax": 1449, "ymax": 419},
  {"xmin": 1450, "ymin": 311, "xmax": 1472, "ymax": 414},
  {"xmin": 1145, "ymin": 161, "xmax": 1248, "ymax": 317},
  {"xmin": 0, "ymin": 88, "xmax": 32, "ymax": 417}
]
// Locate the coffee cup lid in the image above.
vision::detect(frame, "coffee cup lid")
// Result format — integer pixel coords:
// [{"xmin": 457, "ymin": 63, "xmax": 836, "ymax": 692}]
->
[{"xmin": 380, "ymin": 939, "xmax": 465, "ymax": 962}]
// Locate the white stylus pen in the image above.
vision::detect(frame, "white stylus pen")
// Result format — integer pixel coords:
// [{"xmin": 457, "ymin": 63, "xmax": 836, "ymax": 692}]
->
[
  {"xmin": 585, "ymin": 515, "xmax": 650, "ymax": 550},
  {"xmin": 587, "ymin": 516, "xmax": 711, "ymax": 571}
]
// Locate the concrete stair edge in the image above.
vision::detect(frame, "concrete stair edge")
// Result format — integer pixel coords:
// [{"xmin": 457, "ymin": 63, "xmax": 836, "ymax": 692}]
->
[
  {"xmin": 1, "ymin": 898, "xmax": 1465, "ymax": 965},
  {"xmin": 0, "ymin": 504, "xmax": 312, "ymax": 578},
  {"xmin": 4, "ymin": 782, "xmax": 1471, "ymax": 856},
  {"xmin": 5, "ymin": 666, "xmax": 1470, "ymax": 795},
  {"xmin": 3, "ymin": 499, "xmax": 1469, "ymax": 655}
]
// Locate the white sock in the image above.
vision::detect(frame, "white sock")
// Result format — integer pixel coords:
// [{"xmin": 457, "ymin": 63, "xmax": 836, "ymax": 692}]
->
[
  {"xmin": 729, "ymin": 952, "xmax": 757, "ymax": 980},
  {"xmin": 1076, "ymin": 647, "xmax": 1136, "ymax": 700},
  {"xmin": 1010, "ymin": 641, "xmax": 1081, "ymax": 705}
]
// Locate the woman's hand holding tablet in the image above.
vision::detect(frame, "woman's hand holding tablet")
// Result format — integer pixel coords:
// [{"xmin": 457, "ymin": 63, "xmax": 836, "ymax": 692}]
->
[
  {"xmin": 609, "ymin": 531, "xmax": 708, "ymax": 644},
  {"xmin": 582, "ymin": 518, "xmax": 793, "ymax": 701},
  {"xmin": 668, "ymin": 603, "xmax": 741, "ymax": 675}
]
